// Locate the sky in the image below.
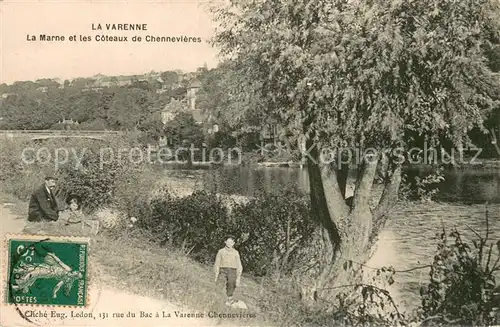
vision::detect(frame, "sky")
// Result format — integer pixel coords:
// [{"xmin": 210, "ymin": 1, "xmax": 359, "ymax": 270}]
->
[{"xmin": 0, "ymin": 0, "xmax": 222, "ymax": 84}]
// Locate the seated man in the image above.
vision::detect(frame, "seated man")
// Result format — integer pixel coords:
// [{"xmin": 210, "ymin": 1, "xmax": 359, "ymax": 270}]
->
[{"xmin": 28, "ymin": 176, "xmax": 60, "ymax": 222}]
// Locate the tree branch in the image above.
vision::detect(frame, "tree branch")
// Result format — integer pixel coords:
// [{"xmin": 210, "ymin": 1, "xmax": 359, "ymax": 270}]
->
[
  {"xmin": 352, "ymin": 155, "xmax": 379, "ymax": 213},
  {"xmin": 373, "ymin": 164, "xmax": 402, "ymax": 221},
  {"xmin": 320, "ymin": 163, "xmax": 350, "ymax": 222},
  {"xmin": 335, "ymin": 160, "xmax": 350, "ymax": 200},
  {"xmin": 306, "ymin": 139, "xmax": 347, "ymax": 244},
  {"xmin": 489, "ymin": 128, "xmax": 500, "ymax": 157},
  {"xmin": 307, "ymin": 161, "xmax": 342, "ymax": 245},
  {"xmin": 319, "ymin": 282, "xmax": 403, "ymax": 319}
]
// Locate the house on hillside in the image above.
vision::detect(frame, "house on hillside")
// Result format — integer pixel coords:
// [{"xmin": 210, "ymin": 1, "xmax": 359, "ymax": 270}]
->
[
  {"xmin": 95, "ymin": 75, "xmax": 135, "ymax": 87},
  {"xmin": 116, "ymin": 75, "xmax": 136, "ymax": 86},
  {"xmin": 158, "ymin": 75, "xmax": 220, "ymax": 135},
  {"xmin": 159, "ymin": 101, "xmax": 207, "ymax": 126},
  {"xmin": 54, "ymin": 118, "xmax": 80, "ymax": 130},
  {"xmin": 155, "ymin": 75, "xmax": 169, "ymax": 94},
  {"xmin": 57, "ymin": 119, "xmax": 79, "ymax": 125},
  {"xmin": 160, "ymin": 108, "xmax": 177, "ymax": 124},
  {"xmin": 52, "ymin": 78, "xmax": 63, "ymax": 86},
  {"xmin": 192, "ymin": 109, "xmax": 205, "ymax": 125},
  {"xmin": 96, "ymin": 77, "xmax": 114, "ymax": 88},
  {"xmin": 169, "ymin": 87, "xmax": 188, "ymax": 101},
  {"xmin": 36, "ymin": 86, "xmax": 48, "ymax": 93},
  {"xmin": 186, "ymin": 79, "xmax": 201, "ymax": 110},
  {"xmin": 160, "ymin": 99, "xmax": 185, "ymax": 124}
]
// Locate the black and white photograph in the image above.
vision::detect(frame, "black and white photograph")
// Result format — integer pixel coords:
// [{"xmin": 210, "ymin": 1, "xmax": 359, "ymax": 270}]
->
[{"xmin": 1, "ymin": 0, "xmax": 500, "ymax": 326}]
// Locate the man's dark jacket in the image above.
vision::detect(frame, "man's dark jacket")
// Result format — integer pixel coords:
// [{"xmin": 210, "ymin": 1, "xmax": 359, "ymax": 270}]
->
[{"xmin": 28, "ymin": 185, "xmax": 59, "ymax": 221}]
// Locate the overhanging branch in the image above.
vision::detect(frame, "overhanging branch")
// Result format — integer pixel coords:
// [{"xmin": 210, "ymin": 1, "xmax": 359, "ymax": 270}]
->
[
  {"xmin": 320, "ymin": 163, "xmax": 350, "ymax": 225},
  {"xmin": 373, "ymin": 164, "xmax": 402, "ymax": 221},
  {"xmin": 352, "ymin": 155, "xmax": 379, "ymax": 213},
  {"xmin": 370, "ymin": 163, "xmax": 402, "ymax": 244},
  {"xmin": 305, "ymin": 139, "xmax": 347, "ymax": 244}
]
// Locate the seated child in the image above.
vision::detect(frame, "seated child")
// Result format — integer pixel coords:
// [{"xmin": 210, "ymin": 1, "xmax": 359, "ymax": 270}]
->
[{"xmin": 59, "ymin": 194, "xmax": 99, "ymax": 235}]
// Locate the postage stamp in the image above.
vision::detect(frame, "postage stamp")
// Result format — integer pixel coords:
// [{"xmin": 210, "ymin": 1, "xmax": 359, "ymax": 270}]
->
[{"xmin": 4, "ymin": 235, "xmax": 90, "ymax": 307}]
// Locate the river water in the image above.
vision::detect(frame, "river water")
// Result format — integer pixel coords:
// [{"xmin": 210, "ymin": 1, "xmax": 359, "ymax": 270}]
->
[{"xmin": 163, "ymin": 165, "xmax": 500, "ymax": 312}]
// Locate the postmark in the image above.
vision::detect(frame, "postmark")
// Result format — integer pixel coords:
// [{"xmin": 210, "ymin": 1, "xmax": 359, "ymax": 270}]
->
[{"xmin": 4, "ymin": 234, "xmax": 89, "ymax": 307}]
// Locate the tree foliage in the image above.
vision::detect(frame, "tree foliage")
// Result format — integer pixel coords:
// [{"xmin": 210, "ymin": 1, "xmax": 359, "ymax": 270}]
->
[
  {"xmin": 0, "ymin": 70, "xmax": 200, "ymax": 133},
  {"xmin": 107, "ymin": 88, "xmax": 156, "ymax": 130},
  {"xmin": 210, "ymin": 0, "xmax": 500, "ymax": 303},
  {"xmin": 211, "ymin": 0, "xmax": 500, "ymax": 151},
  {"xmin": 160, "ymin": 71, "xmax": 180, "ymax": 89},
  {"xmin": 164, "ymin": 111, "xmax": 204, "ymax": 147},
  {"xmin": 196, "ymin": 62, "xmax": 265, "ymax": 129}
]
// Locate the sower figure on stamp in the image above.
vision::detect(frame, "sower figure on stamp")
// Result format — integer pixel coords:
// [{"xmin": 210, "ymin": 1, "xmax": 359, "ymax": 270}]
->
[
  {"xmin": 12, "ymin": 248, "xmax": 83, "ymax": 299},
  {"xmin": 214, "ymin": 235, "xmax": 243, "ymax": 306},
  {"xmin": 27, "ymin": 176, "xmax": 60, "ymax": 222}
]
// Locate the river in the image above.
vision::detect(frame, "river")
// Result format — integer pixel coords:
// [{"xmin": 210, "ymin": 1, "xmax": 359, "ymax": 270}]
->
[{"xmin": 162, "ymin": 165, "xmax": 500, "ymax": 311}]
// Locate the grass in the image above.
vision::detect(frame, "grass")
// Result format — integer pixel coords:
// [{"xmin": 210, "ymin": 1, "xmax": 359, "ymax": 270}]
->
[{"xmin": 1, "ymin": 191, "xmax": 320, "ymax": 327}]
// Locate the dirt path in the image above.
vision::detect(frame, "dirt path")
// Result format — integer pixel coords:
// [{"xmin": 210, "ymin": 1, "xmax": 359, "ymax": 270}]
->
[
  {"xmin": 0, "ymin": 203, "xmax": 217, "ymax": 327},
  {"xmin": 0, "ymin": 203, "xmax": 26, "ymax": 238}
]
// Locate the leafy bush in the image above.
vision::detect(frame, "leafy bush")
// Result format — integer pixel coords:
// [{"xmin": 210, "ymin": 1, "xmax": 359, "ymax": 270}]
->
[
  {"xmin": 399, "ymin": 167, "xmax": 445, "ymax": 202},
  {"xmin": 56, "ymin": 149, "xmax": 126, "ymax": 213},
  {"xmin": 231, "ymin": 188, "xmax": 314, "ymax": 276},
  {"xmin": 414, "ymin": 168, "xmax": 445, "ymax": 202},
  {"xmin": 54, "ymin": 134, "xmax": 150, "ymax": 214},
  {"xmin": 0, "ymin": 135, "xmax": 149, "ymax": 214},
  {"xmin": 0, "ymin": 138, "xmax": 54, "ymax": 200},
  {"xmin": 111, "ymin": 166, "xmax": 162, "ymax": 218},
  {"xmin": 419, "ymin": 210, "xmax": 500, "ymax": 326},
  {"xmin": 133, "ymin": 186, "xmax": 314, "ymax": 277},
  {"xmin": 137, "ymin": 189, "xmax": 234, "ymax": 262}
]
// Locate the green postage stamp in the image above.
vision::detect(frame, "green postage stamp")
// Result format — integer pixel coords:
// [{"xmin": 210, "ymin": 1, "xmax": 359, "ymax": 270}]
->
[{"xmin": 4, "ymin": 235, "xmax": 89, "ymax": 307}]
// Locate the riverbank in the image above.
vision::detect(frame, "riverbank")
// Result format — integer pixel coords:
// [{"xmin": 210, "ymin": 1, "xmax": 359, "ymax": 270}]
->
[
  {"xmin": 0, "ymin": 191, "xmax": 313, "ymax": 327},
  {"xmin": 160, "ymin": 158, "xmax": 500, "ymax": 170},
  {"xmin": 2, "ymin": 182, "xmax": 500, "ymax": 326}
]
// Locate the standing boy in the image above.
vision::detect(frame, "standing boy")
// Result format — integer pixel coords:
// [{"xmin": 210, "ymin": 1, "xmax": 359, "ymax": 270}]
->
[{"xmin": 214, "ymin": 235, "xmax": 243, "ymax": 305}]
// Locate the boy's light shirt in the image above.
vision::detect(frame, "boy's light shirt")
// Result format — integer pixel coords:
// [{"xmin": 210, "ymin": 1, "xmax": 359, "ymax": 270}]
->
[{"xmin": 214, "ymin": 247, "xmax": 243, "ymax": 278}]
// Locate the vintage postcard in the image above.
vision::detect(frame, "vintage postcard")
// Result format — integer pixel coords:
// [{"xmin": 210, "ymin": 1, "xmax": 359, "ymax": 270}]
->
[{"xmin": 1, "ymin": 0, "xmax": 500, "ymax": 326}]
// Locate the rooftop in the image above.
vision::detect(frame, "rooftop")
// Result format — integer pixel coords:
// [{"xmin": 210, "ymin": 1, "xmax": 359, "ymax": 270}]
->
[{"xmin": 188, "ymin": 79, "xmax": 201, "ymax": 88}]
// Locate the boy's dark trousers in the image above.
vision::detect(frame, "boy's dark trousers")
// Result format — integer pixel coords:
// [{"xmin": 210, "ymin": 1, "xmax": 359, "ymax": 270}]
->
[{"xmin": 220, "ymin": 267, "xmax": 237, "ymax": 297}]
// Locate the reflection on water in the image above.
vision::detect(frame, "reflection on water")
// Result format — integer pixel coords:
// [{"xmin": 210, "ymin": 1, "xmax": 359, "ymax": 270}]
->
[
  {"xmin": 181, "ymin": 166, "xmax": 500, "ymax": 203},
  {"xmin": 164, "ymin": 165, "xmax": 500, "ymax": 311},
  {"xmin": 404, "ymin": 167, "xmax": 500, "ymax": 203}
]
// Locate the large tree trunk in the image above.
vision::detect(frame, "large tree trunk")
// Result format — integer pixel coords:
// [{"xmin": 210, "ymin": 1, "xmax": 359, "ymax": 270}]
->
[{"xmin": 293, "ymin": 141, "xmax": 402, "ymax": 305}]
